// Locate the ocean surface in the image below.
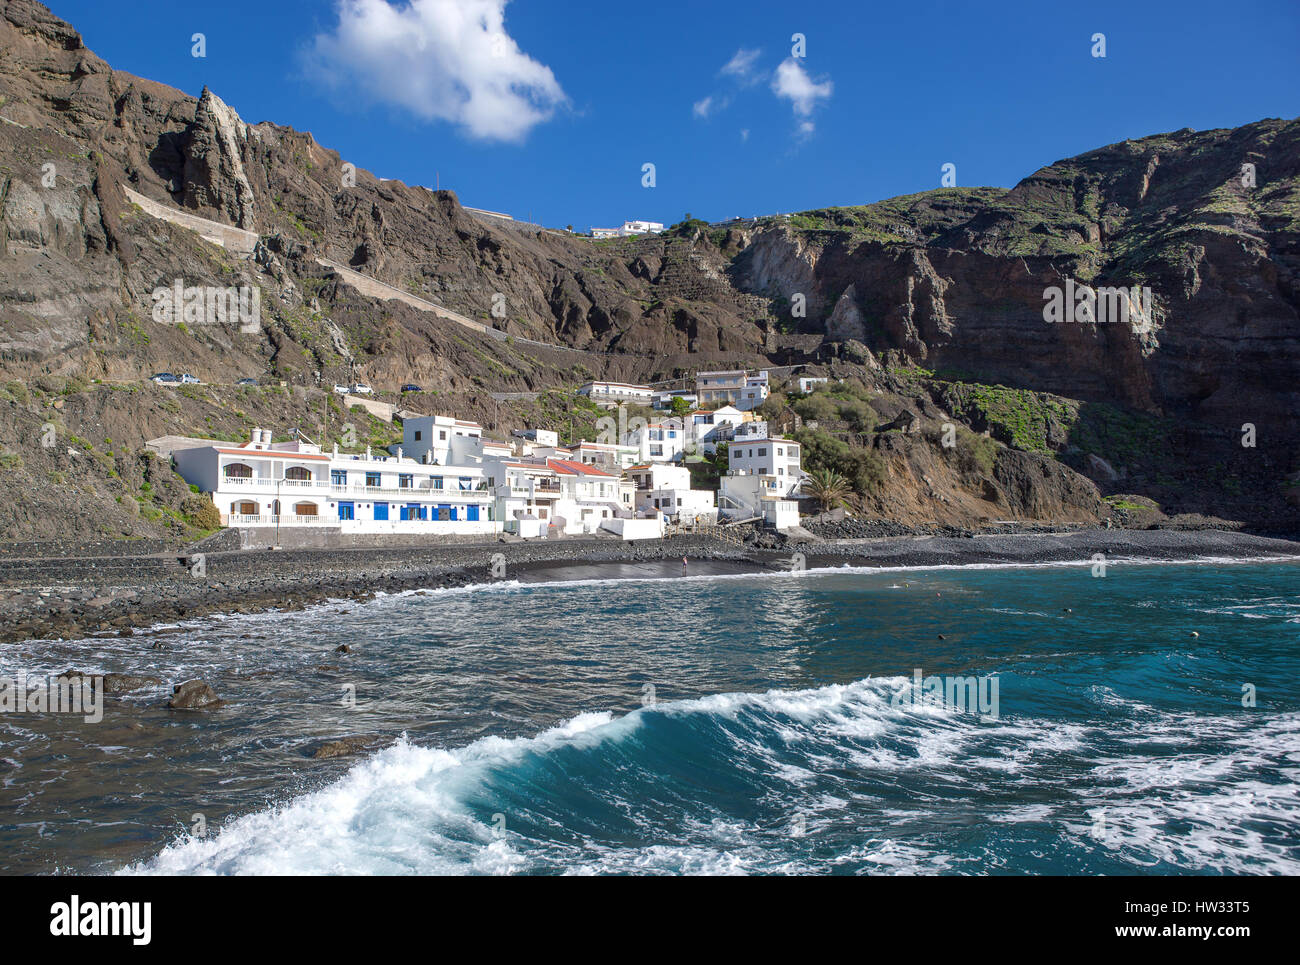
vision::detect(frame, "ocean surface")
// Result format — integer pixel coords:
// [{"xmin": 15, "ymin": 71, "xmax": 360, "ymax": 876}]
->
[{"xmin": 1, "ymin": 558, "xmax": 1298, "ymax": 875}]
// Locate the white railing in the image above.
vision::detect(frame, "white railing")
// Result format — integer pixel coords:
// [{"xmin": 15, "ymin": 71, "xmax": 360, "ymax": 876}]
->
[
  {"xmin": 223, "ymin": 477, "xmax": 323, "ymax": 487},
  {"xmin": 329, "ymin": 483, "xmax": 492, "ymax": 498}
]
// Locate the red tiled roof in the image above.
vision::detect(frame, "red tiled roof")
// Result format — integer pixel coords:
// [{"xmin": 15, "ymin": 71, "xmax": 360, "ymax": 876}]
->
[{"xmin": 547, "ymin": 458, "xmax": 614, "ymax": 477}]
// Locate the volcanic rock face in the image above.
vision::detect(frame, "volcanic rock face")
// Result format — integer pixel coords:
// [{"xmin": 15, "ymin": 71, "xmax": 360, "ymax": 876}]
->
[{"xmin": 0, "ymin": 0, "xmax": 1297, "ymax": 538}]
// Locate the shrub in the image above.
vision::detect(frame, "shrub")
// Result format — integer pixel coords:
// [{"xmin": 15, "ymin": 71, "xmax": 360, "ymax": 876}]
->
[
  {"xmin": 182, "ymin": 494, "xmax": 221, "ymax": 530},
  {"xmin": 793, "ymin": 393, "xmax": 837, "ymax": 422}
]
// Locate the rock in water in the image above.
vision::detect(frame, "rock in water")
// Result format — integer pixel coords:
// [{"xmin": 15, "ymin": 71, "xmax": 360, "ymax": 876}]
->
[
  {"xmin": 167, "ymin": 680, "xmax": 223, "ymax": 710},
  {"xmin": 103, "ymin": 673, "xmax": 162, "ymax": 694},
  {"xmin": 309, "ymin": 736, "xmax": 379, "ymax": 760}
]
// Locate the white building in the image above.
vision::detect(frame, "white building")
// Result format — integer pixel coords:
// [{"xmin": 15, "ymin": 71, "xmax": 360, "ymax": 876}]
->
[
  {"xmin": 173, "ymin": 428, "xmax": 500, "ymax": 535},
  {"xmin": 626, "ymin": 463, "xmax": 691, "ymax": 492},
  {"xmin": 728, "ymin": 435, "xmax": 803, "ymax": 491},
  {"xmin": 625, "ymin": 420, "xmax": 688, "ymax": 463},
  {"xmin": 491, "ymin": 461, "xmax": 563, "ymax": 538},
  {"xmin": 400, "ymin": 415, "xmax": 483, "ymax": 465},
  {"xmin": 512, "ymin": 428, "xmax": 559, "ymax": 447},
  {"xmin": 546, "ymin": 457, "xmax": 625, "ymax": 534},
  {"xmin": 689, "ymin": 405, "xmax": 746, "ymax": 454},
  {"xmin": 577, "ymin": 380, "xmax": 655, "ymax": 408},
  {"xmin": 798, "ymin": 376, "xmax": 830, "ymax": 394},
  {"xmin": 718, "ymin": 474, "xmax": 800, "ymax": 530},
  {"xmin": 591, "ymin": 221, "xmax": 664, "ymax": 238},
  {"xmin": 695, "ymin": 369, "xmax": 769, "ymax": 411},
  {"xmin": 567, "ymin": 440, "xmax": 641, "ymax": 470},
  {"xmin": 624, "ymin": 463, "xmax": 716, "ymax": 524}
]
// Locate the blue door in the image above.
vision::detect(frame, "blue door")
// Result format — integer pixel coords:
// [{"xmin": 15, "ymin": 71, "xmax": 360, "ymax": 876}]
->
[
  {"xmin": 373, "ymin": 502, "xmax": 388, "ymax": 521},
  {"xmin": 467, "ymin": 505, "xmax": 479, "ymax": 522},
  {"xmin": 337, "ymin": 501, "xmax": 354, "ymax": 521}
]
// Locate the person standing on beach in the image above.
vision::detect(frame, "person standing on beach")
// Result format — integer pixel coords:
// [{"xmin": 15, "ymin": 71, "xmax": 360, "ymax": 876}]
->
[{"xmin": 682, "ymin": 556, "xmax": 688, "ymax": 576}]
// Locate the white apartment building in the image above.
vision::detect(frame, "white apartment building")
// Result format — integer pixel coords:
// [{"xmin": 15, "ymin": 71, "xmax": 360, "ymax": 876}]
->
[
  {"xmin": 577, "ymin": 380, "xmax": 655, "ymax": 408},
  {"xmin": 400, "ymin": 415, "xmax": 483, "ymax": 465},
  {"xmin": 625, "ymin": 420, "xmax": 688, "ymax": 463},
  {"xmin": 798, "ymin": 376, "xmax": 830, "ymax": 394},
  {"xmin": 728, "ymin": 436, "xmax": 803, "ymax": 493},
  {"xmin": 173, "ymin": 428, "xmax": 500, "ymax": 535}
]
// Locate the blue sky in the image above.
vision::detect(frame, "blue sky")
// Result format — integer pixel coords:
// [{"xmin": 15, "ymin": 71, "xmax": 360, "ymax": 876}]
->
[{"xmin": 48, "ymin": 0, "xmax": 1300, "ymax": 230}]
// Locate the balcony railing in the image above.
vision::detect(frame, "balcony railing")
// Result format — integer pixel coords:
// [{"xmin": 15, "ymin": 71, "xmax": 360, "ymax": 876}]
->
[
  {"xmin": 328, "ymin": 483, "xmax": 490, "ymax": 498},
  {"xmin": 222, "ymin": 476, "xmax": 321, "ymax": 487}
]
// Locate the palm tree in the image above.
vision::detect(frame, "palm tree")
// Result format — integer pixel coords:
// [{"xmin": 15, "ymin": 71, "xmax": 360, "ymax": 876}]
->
[{"xmin": 804, "ymin": 468, "xmax": 850, "ymax": 513}]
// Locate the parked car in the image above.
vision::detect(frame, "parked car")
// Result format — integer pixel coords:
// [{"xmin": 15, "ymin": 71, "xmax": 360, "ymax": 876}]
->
[
  {"xmin": 179, "ymin": 373, "xmax": 201, "ymax": 384},
  {"xmin": 332, "ymin": 384, "xmax": 350, "ymax": 395},
  {"xmin": 350, "ymin": 383, "xmax": 373, "ymax": 395},
  {"xmin": 150, "ymin": 372, "xmax": 180, "ymax": 384},
  {"xmin": 236, "ymin": 377, "xmax": 258, "ymax": 386},
  {"xmin": 400, "ymin": 383, "xmax": 423, "ymax": 393}
]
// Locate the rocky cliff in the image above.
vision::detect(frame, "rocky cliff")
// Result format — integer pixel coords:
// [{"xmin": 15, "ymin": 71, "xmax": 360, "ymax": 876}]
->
[{"xmin": 0, "ymin": 0, "xmax": 1297, "ymax": 543}]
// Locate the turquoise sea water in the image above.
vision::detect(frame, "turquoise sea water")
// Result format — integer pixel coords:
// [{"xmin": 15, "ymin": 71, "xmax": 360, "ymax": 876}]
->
[{"xmin": 2, "ymin": 559, "xmax": 1298, "ymax": 874}]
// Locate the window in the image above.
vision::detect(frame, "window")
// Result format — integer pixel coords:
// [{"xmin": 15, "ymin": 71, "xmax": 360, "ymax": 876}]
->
[
  {"xmin": 459, "ymin": 477, "xmax": 472, "ymax": 490},
  {"xmin": 366, "ymin": 472, "xmax": 381, "ymax": 487},
  {"xmin": 285, "ymin": 466, "xmax": 311, "ymax": 481},
  {"xmin": 331, "ymin": 470, "xmax": 347, "ymax": 486},
  {"xmin": 776, "ymin": 448, "xmax": 783, "ymax": 456},
  {"xmin": 225, "ymin": 463, "xmax": 253, "ymax": 479},
  {"xmin": 399, "ymin": 474, "xmax": 413, "ymax": 489},
  {"xmin": 431, "ymin": 476, "xmax": 443, "ymax": 490},
  {"xmin": 758, "ymin": 448, "xmax": 767, "ymax": 457},
  {"xmin": 439, "ymin": 430, "xmax": 447, "ymax": 440},
  {"xmin": 414, "ymin": 430, "xmax": 422, "ymax": 441}
]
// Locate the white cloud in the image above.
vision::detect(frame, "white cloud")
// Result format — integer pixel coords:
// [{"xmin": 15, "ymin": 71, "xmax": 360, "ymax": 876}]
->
[
  {"xmin": 771, "ymin": 58, "xmax": 832, "ymax": 118},
  {"xmin": 720, "ymin": 47, "xmax": 761, "ymax": 82},
  {"xmin": 693, "ymin": 96, "xmax": 714, "ymax": 118},
  {"xmin": 740, "ymin": 128, "xmax": 749, "ymax": 141},
  {"xmin": 307, "ymin": 0, "xmax": 567, "ymax": 142}
]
